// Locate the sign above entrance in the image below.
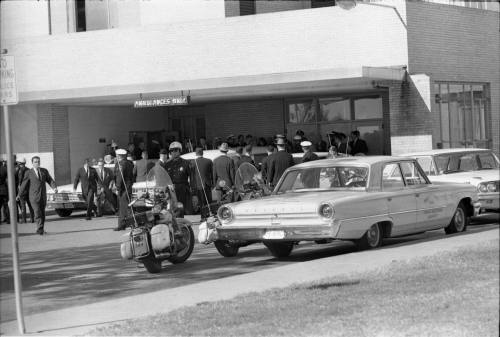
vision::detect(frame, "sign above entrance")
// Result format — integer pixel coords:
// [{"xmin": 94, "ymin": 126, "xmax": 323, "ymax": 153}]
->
[
  {"xmin": 0, "ymin": 55, "xmax": 18, "ymax": 105},
  {"xmin": 134, "ymin": 96, "xmax": 190, "ymax": 108}
]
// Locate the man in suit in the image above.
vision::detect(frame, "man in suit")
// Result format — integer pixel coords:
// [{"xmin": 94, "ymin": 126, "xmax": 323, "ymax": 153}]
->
[
  {"xmin": 0, "ymin": 160, "xmax": 9, "ymax": 224},
  {"xmin": 17, "ymin": 156, "xmax": 57, "ymax": 235},
  {"xmin": 349, "ymin": 130, "xmax": 369, "ymax": 156},
  {"xmin": 213, "ymin": 143, "xmax": 236, "ymax": 203},
  {"xmin": 267, "ymin": 138, "xmax": 295, "ymax": 189},
  {"xmin": 301, "ymin": 141, "xmax": 319, "ymax": 163},
  {"xmin": 190, "ymin": 148, "xmax": 214, "ymax": 220},
  {"xmin": 133, "ymin": 150, "xmax": 154, "ymax": 182},
  {"xmin": 239, "ymin": 144, "xmax": 255, "ymax": 167},
  {"xmin": 113, "ymin": 149, "xmax": 135, "ymax": 231},
  {"xmin": 95, "ymin": 158, "xmax": 116, "ymax": 216},
  {"xmin": 73, "ymin": 158, "xmax": 99, "ymax": 220},
  {"xmin": 16, "ymin": 158, "xmax": 34, "ymax": 223},
  {"xmin": 260, "ymin": 145, "xmax": 275, "ymax": 184}
]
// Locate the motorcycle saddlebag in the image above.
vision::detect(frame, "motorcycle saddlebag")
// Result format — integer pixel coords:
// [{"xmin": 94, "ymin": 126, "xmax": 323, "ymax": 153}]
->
[
  {"xmin": 120, "ymin": 233, "xmax": 133, "ymax": 260},
  {"xmin": 150, "ymin": 224, "xmax": 172, "ymax": 252}
]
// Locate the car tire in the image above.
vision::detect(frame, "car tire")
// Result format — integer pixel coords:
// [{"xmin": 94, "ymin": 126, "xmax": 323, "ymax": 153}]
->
[
  {"xmin": 142, "ymin": 257, "xmax": 162, "ymax": 273},
  {"xmin": 263, "ymin": 241, "xmax": 294, "ymax": 258},
  {"xmin": 214, "ymin": 240, "xmax": 240, "ymax": 257},
  {"xmin": 355, "ymin": 223, "xmax": 382, "ymax": 250},
  {"xmin": 445, "ymin": 203, "xmax": 468, "ymax": 234},
  {"xmin": 55, "ymin": 209, "xmax": 73, "ymax": 217}
]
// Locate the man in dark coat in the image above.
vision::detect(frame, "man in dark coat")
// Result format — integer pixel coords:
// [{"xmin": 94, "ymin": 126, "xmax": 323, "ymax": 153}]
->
[
  {"xmin": 165, "ymin": 142, "xmax": 193, "ymax": 214},
  {"xmin": 16, "ymin": 158, "xmax": 34, "ymax": 223},
  {"xmin": 190, "ymin": 148, "xmax": 214, "ymax": 220},
  {"xmin": 74, "ymin": 158, "xmax": 99, "ymax": 220},
  {"xmin": 95, "ymin": 158, "xmax": 116, "ymax": 216},
  {"xmin": 239, "ymin": 144, "xmax": 255, "ymax": 167},
  {"xmin": 267, "ymin": 138, "xmax": 295, "ymax": 189},
  {"xmin": 301, "ymin": 141, "xmax": 319, "ymax": 163},
  {"xmin": 349, "ymin": 130, "xmax": 369, "ymax": 156},
  {"xmin": 213, "ymin": 143, "xmax": 236, "ymax": 202},
  {"xmin": 17, "ymin": 156, "xmax": 57, "ymax": 235},
  {"xmin": 133, "ymin": 151, "xmax": 154, "ymax": 182},
  {"xmin": 113, "ymin": 149, "xmax": 135, "ymax": 231},
  {"xmin": 260, "ymin": 145, "xmax": 275, "ymax": 184},
  {"xmin": 0, "ymin": 160, "xmax": 9, "ymax": 224}
]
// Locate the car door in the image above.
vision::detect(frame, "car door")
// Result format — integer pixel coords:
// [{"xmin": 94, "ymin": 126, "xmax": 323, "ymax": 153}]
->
[
  {"xmin": 381, "ymin": 162, "xmax": 417, "ymax": 235},
  {"xmin": 399, "ymin": 160, "xmax": 447, "ymax": 231}
]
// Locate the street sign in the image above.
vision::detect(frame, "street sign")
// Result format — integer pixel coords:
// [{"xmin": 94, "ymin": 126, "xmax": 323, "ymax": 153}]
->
[{"xmin": 0, "ymin": 55, "xmax": 18, "ymax": 105}]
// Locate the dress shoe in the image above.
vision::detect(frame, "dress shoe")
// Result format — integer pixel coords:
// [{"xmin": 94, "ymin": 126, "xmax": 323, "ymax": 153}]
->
[
  {"xmin": 36, "ymin": 228, "xmax": 44, "ymax": 235},
  {"xmin": 86, "ymin": 217, "xmax": 91, "ymax": 221}
]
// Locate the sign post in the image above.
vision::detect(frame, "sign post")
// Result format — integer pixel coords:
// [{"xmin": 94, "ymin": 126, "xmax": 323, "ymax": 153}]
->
[{"xmin": 1, "ymin": 51, "xmax": 26, "ymax": 334}]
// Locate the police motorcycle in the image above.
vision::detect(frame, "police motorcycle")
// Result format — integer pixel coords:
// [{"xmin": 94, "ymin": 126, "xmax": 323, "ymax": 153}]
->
[
  {"xmin": 198, "ymin": 162, "xmax": 271, "ymax": 257},
  {"xmin": 119, "ymin": 164, "xmax": 195, "ymax": 273}
]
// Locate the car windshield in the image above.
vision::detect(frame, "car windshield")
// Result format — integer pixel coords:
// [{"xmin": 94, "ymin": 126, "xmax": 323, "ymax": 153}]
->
[
  {"xmin": 275, "ymin": 166, "xmax": 369, "ymax": 194},
  {"xmin": 435, "ymin": 152, "xmax": 499, "ymax": 174}
]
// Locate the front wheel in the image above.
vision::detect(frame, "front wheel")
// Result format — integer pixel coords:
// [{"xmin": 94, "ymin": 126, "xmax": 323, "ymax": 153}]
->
[
  {"xmin": 55, "ymin": 209, "xmax": 73, "ymax": 217},
  {"xmin": 263, "ymin": 241, "xmax": 294, "ymax": 258},
  {"xmin": 445, "ymin": 203, "xmax": 468, "ymax": 234},
  {"xmin": 355, "ymin": 223, "xmax": 382, "ymax": 250},
  {"xmin": 214, "ymin": 240, "xmax": 240, "ymax": 257},
  {"xmin": 167, "ymin": 221, "xmax": 195, "ymax": 264},
  {"xmin": 143, "ymin": 257, "xmax": 162, "ymax": 273}
]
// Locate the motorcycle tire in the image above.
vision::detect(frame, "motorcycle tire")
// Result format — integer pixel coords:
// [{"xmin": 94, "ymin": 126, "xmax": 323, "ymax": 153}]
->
[
  {"xmin": 167, "ymin": 221, "xmax": 195, "ymax": 264},
  {"xmin": 214, "ymin": 240, "xmax": 240, "ymax": 257},
  {"xmin": 143, "ymin": 257, "xmax": 162, "ymax": 274}
]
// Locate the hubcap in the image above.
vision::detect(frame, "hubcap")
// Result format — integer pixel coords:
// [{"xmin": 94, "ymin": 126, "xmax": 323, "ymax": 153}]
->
[
  {"xmin": 454, "ymin": 208, "xmax": 465, "ymax": 231},
  {"xmin": 367, "ymin": 224, "xmax": 380, "ymax": 247}
]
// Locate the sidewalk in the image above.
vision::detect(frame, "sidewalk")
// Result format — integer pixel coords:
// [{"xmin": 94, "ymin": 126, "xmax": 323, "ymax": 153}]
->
[{"xmin": 1, "ymin": 228, "xmax": 498, "ymax": 336}]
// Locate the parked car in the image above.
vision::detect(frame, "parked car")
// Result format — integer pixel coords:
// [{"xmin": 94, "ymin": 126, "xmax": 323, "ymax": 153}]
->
[
  {"xmin": 202, "ymin": 156, "xmax": 480, "ymax": 257},
  {"xmin": 401, "ymin": 148, "xmax": 499, "ymax": 213}
]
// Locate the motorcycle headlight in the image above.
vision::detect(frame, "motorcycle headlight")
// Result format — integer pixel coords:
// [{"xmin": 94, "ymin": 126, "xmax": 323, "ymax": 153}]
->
[
  {"xmin": 487, "ymin": 182, "xmax": 497, "ymax": 192},
  {"xmin": 318, "ymin": 203, "xmax": 334, "ymax": 219},
  {"xmin": 217, "ymin": 206, "xmax": 233, "ymax": 223}
]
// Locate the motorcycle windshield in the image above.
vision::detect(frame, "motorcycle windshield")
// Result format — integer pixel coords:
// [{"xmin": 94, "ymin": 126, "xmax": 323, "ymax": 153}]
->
[
  {"xmin": 146, "ymin": 164, "xmax": 174, "ymax": 192},
  {"xmin": 235, "ymin": 162, "xmax": 261, "ymax": 193}
]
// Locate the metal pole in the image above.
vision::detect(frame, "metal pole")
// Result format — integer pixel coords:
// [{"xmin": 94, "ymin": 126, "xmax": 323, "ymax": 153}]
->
[{"xmin": 2, "ymin": 105, "xmax": 26, "ymax": 334}]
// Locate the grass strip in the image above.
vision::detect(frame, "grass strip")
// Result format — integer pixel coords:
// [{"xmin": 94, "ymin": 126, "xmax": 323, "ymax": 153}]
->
[{"xmin": 92, "ymin": 239, "xmax": 499, "ymax": 337}]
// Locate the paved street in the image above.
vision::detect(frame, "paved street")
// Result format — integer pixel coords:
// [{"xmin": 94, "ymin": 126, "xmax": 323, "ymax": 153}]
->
[{"xmin": 0, "ymin": 211, "xmax": 498, "ymax": 335}]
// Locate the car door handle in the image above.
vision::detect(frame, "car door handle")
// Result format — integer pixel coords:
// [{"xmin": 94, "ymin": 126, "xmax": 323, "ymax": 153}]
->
[{"xmin": 387, "ymin": 197, "xmax": 392, "ymax": 202}]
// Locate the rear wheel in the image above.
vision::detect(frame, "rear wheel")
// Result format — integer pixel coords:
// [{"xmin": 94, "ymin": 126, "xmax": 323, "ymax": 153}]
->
[
  {"xmin": 355, "ymin": 223, "xmax": 382, "ymax": 250},
  {"xmin": 143, "ymin": 257, "xmax": 162, "ymax": 273},
  {"xmin": 263, "ymin": 241, "xmax": 294, "ymax": 258},
  {"xmin": 445, "ymin": 203, "xmax": 468, "ymax": 234},
  {"xmin": 214, "ymin": 240, "xmax": 240, "ymax": 257},
  {"xmin": 168, "ymin": 222, "xmax": 195, "ymax": 264},
  {"xmin": 55, "ymin": 209, "xmax": 72, "ymax": 217}
]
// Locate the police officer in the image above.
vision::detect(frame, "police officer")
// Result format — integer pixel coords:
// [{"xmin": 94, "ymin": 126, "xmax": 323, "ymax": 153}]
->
[
  {"xmin": 165, "ymin": 142, "xmax": 192, "ymax": 214},
  {"xmin": 301, "ymin": 141, "xmax": 319, "ymax": 163},
  {"xmin": 113, "ymin": 149, "xmax": 134, "ymax": 231}
]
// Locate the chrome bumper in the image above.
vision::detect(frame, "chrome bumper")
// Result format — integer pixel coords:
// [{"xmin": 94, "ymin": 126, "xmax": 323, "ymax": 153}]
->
[{"xmin": 478, "ymin": 194, "xmax": 499, "ymax": 212}]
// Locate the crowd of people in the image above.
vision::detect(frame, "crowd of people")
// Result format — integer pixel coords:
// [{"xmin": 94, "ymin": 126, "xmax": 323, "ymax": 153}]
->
[{"xmin": 0, "ymin": 129, "xmax": 368, "ymax": 233}]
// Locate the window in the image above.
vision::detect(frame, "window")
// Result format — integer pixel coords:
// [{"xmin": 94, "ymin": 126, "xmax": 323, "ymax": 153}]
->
[
  {"xmin": 319, "ymin": 97, "xmax": 350, "ymax": 122},
  {"xmin": 311, "ymin": 0, "xmax": 336, "ymax": 8},
  {"xmin": 354, "ymin": 96, "xmax": 383, "ymax": 119},
  {"xmin": 416, "ymin": 156, "xmax": 437, "ymax": 176},
  {"xmin": 399, "ymin": 161, "xmax": 428, "ymax": 186},
  {"xmin": 239, "ymin": 0, "xmax": 256, "ymax": 15},
  {"xmin": 382, "ymin": 163, "xmax": 405, "ymax": 190},
  {"xmin": 75, "ymin": 0, "xmax": 86, "ymax": 32},
  {"xmin": 478, "ymin": 153, "xmax": 499, "ymax": 169},
  {"xmin": 288, "ymin": 100, "xmax": 317, "ymax": 124},
  {"xmin": 434, "ymin": 82, "xmax": 490, "ymax": 148}
]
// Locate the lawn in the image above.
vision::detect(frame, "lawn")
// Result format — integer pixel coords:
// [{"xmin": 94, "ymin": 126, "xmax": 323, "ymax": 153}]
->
[{"xmin": 92, "ymin": 238, "xmax": 499, "ymax": 337}]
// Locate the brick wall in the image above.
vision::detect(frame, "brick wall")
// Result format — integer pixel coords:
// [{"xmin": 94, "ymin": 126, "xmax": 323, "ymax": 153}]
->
[
  {"xmin": 406, "ymin": 1, "xmax": 500, "ymax": 154},
  {"xmin": 37, "ymin": 105, "xmax": 71, "ymax": 184}
]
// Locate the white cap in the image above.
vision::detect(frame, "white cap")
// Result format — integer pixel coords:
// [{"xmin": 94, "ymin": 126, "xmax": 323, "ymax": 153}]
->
[
  {"xmin": 169, "ymin": 141, "xmax": 182, "ymax": 150},
  {"xmin": 300, "ymin": 141, "xmax": 312, "ymax": 147},
  {"xmin": 115, "ymin": 149, "xmax": 127, "ymax": 155}
]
